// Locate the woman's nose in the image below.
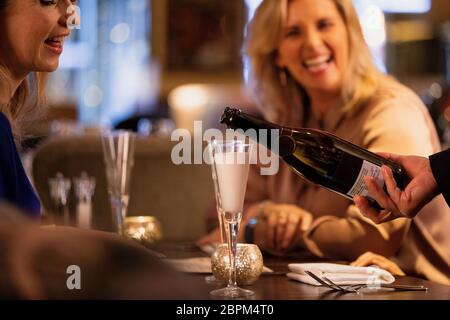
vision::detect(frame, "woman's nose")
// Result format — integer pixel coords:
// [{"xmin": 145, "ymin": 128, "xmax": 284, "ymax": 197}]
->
[{"xmin": 303, "ymin": 29, "xmax": 322, "ymax": 50}]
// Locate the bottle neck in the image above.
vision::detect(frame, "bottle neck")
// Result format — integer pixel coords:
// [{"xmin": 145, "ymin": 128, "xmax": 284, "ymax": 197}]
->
[
  {"xmin": 221, "ymin": 109, "xmax": 282, "ymax": 132},
  {"xmin": 221, "ymin": 108, "xmax": 296, "ymax": 153}
]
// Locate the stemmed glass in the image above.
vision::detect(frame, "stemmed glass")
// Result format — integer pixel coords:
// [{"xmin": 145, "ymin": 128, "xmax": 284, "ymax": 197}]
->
[
  {"xmin": 73, "ymin": 172, "xmax": 96, "ymax": 229},
  {"xmin": 48, "ymin": 172, "xmax": 71, "ymax": 225},
  {"xmin": 204, "ymin": 139, "xmax": 228, "ymax": 284},
  {"xmin": 210, "ymin": 139, "xmax": 228, "ymax": 244},
  {"xmin": 209, "ymin": 140, "xmax": 253, "ymax": 298},
  {"xmin": 101, "ymin": 130, "xmax": 136, "ymax": 235}
]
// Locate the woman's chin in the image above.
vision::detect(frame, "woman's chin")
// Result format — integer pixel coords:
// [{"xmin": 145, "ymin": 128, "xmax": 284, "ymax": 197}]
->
[
  {"xmin": 310, "ymin": 78, "xmax": 342, "ymax": 95},
  {"xmin": 34, "ymin": 62, "xmax": 59, "ymax": 73}
]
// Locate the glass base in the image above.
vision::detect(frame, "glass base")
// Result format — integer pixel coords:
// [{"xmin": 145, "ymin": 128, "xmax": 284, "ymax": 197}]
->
[{"xmin": 210, "ymin": 285, "xmax": 254, "ymax": 298}]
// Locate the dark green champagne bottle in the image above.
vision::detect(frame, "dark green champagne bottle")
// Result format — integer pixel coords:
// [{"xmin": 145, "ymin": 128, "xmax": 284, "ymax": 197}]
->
[{"xmin": 220, "ymin": 107, "xmax": 406, "ymax": 209}]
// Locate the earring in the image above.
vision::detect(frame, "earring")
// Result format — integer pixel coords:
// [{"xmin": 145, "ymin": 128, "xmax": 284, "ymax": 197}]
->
[{"xmin": 279, "ymin": 68, "xmax": 288, "ymax": 87}]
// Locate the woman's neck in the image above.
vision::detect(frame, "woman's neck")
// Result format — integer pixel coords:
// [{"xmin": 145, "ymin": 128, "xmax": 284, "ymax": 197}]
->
[
  {"xmin": 307, "ymin": 90, "xmax": 341, "ymax": 121},
  {"xmin": 0, "ymin": 71, "xmax": 25, "ymax": 105}
]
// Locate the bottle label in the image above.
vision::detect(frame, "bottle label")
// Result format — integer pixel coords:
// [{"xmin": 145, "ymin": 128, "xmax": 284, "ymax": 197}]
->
[{"xmin": 347, "ymin": 160, "xmax": 384, "ymax": 197}]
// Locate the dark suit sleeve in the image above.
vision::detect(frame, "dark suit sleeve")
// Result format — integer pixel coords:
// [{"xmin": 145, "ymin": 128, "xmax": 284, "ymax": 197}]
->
[{"xmin": 429, "ymin": 149, "xmax": 450, "ymax": 206}]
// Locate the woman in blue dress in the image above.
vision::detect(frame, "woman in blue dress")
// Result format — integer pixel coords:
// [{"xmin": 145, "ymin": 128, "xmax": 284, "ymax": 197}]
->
[{"xmin": 0, "ymin": 0, "xmax": 76, "ymax": 217}]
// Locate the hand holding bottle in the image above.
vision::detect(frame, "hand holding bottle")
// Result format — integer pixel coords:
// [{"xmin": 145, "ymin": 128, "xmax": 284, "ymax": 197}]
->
[{"xmin": 354, "ymin": 153, "xmax": 439, "ymax": 224}]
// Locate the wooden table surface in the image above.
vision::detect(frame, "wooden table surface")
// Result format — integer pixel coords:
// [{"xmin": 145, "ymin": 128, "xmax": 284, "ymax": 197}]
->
[{"xmin": 154, "ymin": 243, "xmax": 450, "ymax": 300}]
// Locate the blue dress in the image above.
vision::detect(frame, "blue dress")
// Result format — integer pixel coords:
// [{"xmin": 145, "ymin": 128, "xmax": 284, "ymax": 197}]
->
[{"xmin": 0, "ymin": 112, "xmax": 40, "ymax": 217}]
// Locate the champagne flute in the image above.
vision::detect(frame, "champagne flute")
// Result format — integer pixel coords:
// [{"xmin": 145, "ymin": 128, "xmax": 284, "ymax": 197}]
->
[
  {"xmin": 101, "ymin": 130, "xmax": 136, "ymax": 235},
  {"xmin": 209, "ymin": 140, "xmax": 227, "ymax": 243},
  {"xmin": 204, "ymin": 139, "xmax": 227, "ymax": 284},
  {"xmin": 209, "ymin": 140, "xmax": 253, "ymax": 298}
]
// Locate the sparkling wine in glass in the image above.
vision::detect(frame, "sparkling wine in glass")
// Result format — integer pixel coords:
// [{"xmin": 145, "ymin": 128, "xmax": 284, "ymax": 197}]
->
[
  {"xmin": 204, "ymin": 139, "xmax": 228, "ymax": 284},
  {"xmin": 101, "ymin": 130, "xmax": 135, "ymax": 235},
  {"xmin": 209, "ymin": 140, "xmax": 254, "ymax": 298}
]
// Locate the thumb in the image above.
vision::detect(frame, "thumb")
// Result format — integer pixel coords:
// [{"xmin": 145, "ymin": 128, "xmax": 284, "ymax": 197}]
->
[
  {"xmin": 375, "ymin": 152, "xmax": 393, "ymax": 161},
  {"xmin": 300, "ymin": 214, "xmax": 313, "ymax": 231}
]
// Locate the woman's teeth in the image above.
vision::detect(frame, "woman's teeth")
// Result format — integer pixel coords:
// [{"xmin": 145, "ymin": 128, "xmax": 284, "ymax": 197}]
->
[
  {"xmin": 303, "ymin": 55, "xmax": 333, "ymax": 72},
  {"xmin": 46, "ymin": 36, "xmax": 67, "ymax": 43},
  {"xmin": 44, "ymin": 36, "xmax": 67, "ymax": 55}
]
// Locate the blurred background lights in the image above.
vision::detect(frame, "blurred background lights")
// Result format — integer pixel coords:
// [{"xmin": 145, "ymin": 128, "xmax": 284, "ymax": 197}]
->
[
  {"xmin": 84, "ymin": 85, "xmax": 103, "ymax": 108},
  {"xmin": 360, "ymin": 5, "xmax": 386, "ymax": 47},
  {"xmin": 429, "ymin": 83, "xmax": 443, "ymax": 100},
  {"xmin": 444, "ymin": 106, "xmax": 450, "ymax": 122},
  {"xmin": 110, "ymin": 23, "xmax": 131, "ymax": 44},
  {"xmin": 370, "ymin": 0, "xmax": 431, "ymax": 13},
  {"xmin": 168, "ymin": 84, "xmax": 209, "ymax": 111},
  {"xmin": 128, "ymin": 0, "xmax": 147, "ymax": 12}
]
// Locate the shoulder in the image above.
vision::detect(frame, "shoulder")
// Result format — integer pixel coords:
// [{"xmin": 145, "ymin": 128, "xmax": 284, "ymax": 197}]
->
[
  {"xmin": 0, "ymin": 112, "xmax": 15, "ymax": 153},
  {"xmin": 369, "ymin": 77, "xmax": 427, "ymax": 116},
  {"xmin": 361, "ymin": 77, "xmax": 441, "ymax": 155},
  {"xmin": 363, "ymin": 76, "xmax": 432, "ymax": 123},
  {"xmin": 0, "ymin": 112, "xmax": 12, "ymax": 135}
]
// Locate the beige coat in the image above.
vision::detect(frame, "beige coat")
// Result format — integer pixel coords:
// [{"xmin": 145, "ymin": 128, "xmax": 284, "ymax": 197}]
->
[{"xmin": 246, "ymin": 79, "xmax": 450, "ymax": 285}]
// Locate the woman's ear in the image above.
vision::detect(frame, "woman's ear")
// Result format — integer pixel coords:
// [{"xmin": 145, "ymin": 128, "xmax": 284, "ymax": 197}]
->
[{"xmin": 274, "ymin": 51, "xmax": 285, "ymax": 68}]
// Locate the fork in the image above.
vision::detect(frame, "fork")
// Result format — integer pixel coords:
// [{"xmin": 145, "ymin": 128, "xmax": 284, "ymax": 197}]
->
[
  {"xmin": 305, "ymin": 271, "xmax": 360, "ymax": 293},
  {"xmin": 305, "ymin": 270, "xmax": 427, "ymax": 292},
  {"xmin": 345, "ymin": 283, "xmax": 428, "ymax": 291}
]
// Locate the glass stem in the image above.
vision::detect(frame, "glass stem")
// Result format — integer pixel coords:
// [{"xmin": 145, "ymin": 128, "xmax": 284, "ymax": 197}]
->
[
  {"xmin": 226, "ymin": 220, "xmax": 239, "ymax": 288},
  {"xmin": 218, "ymin": 209, "xmax": 226, "ymax": 243},
  {"xmin": 110, "ymin": 195, "xmax": 128, "ymax": 235}
]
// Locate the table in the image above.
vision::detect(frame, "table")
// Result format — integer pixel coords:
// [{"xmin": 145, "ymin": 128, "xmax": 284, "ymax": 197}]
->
[{"xmin": 154, "ymin": 243, "xmax": 450, "ymax": 300}]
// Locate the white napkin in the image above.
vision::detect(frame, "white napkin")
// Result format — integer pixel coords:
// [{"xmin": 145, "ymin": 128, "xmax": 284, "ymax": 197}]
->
[
  {"xmin": 166, "ymin": 257, "xmax": 274, "ymax": 274},
  {"xmin": 287, "ymin": 263, "xmax": 395, "ymax": 286}
]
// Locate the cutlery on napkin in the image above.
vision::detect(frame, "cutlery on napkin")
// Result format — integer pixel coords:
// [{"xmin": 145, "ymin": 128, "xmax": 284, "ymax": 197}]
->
[{"xmin": 287, "ymin": 263, "xmax": 395, "ymax": 286}]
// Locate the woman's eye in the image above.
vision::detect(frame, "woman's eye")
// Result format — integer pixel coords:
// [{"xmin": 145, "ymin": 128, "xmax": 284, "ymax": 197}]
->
[
  {"xmin": 40, "ymin": 0, "xmax": 58, "ymax": 6},
  {"xmin": 285, "ymin": 28, "xmax": 301, "ymax": 38},
  {"xmin": 317, "ymin": 19, "xmax": 333, "ymax": 30}
]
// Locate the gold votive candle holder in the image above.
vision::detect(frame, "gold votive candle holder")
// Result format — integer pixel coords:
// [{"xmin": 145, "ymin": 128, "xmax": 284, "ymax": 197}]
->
[
  {"xmin": 123, "ymin": 216, "xmax": 162, "ymax": 244},
  {"xmin": 211, "ymin": 243, "xmax": 264, "ymax": 286}
]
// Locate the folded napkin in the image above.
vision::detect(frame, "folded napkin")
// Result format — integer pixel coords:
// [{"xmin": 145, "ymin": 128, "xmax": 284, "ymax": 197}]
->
[
  {"xmin": 287, "ymin": 263, "xmax": 395, "ymax": 286},
  {"xmin": 166, "ymin": 257, "xmax": 274, "ymax": 274}
]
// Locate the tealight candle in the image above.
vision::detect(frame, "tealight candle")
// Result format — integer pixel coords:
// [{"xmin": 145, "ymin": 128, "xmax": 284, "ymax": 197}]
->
[
  {"xmin": 123, "ymin": 216, "xmax": 162, "ymax": 244},
  {"xmin": 211, "ymin": 243, "xmax": 263, "ymax": 285}
]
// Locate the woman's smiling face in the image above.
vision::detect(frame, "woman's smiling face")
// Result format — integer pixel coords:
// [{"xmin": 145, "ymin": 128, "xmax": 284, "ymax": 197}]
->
[
  {"xmin": 276, "ymin": 0, "xmax": 349, "ymax": 97},
  {"xmin": 0, "ymin": 0, "xmax": 75, "ymax": 76}
]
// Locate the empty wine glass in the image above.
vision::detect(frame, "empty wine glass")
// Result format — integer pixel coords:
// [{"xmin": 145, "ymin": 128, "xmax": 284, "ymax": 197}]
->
[
  {"xmin": 73, "ymin": 172, "xmax": 96, "ymax": 229},
  {"xmin": 101, "ymin": 130, "xmax": 136, "ymax": 235},
  {"xmin": 209, "ymin": 140, "xmax": 253, "ymax": 298},
  {"xmin": 48, "ymin": 172, "xmax": 71, "ymax": 225}
]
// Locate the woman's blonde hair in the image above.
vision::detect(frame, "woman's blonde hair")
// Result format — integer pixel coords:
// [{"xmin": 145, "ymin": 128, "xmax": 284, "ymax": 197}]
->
[
  {"xmin": 244, "ymin": 0, "xmax": 388, "ymax": 125},
  {"xmin": 0, "ymin": 0, "xmax": 48, "ymax": 142},
  {"xmin": 0, "ymin": 70, "xmax": 48, "ymax": 142}
]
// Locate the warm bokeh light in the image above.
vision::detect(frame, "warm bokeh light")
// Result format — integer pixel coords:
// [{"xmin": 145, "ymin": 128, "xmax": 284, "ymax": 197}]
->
[
  {"xmin": 168, "ymin": 84, "xmax": 210, "ymax": 112},
  {"xmin": 360, "ymin": 5, "xmax": 386, "ymax": 47}
]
